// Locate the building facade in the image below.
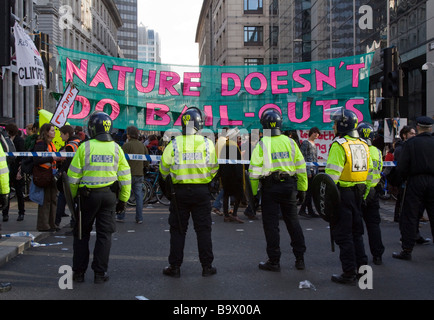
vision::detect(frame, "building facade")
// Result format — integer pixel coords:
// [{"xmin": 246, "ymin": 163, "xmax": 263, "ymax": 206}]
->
[
  {"xmin": 0, "ymin": 0, "xmax": 123, "ymax": 129},
  {"xmin": 114, "ymin": 0, "xmax": 138, "ymax": 60},
  {"xmin": 138, "ymin": 24, "xmax": 161, "ymax": 63}
]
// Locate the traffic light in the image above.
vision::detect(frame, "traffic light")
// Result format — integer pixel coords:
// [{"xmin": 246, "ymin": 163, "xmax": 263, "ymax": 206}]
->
[
  {"xmin": 380, "ymin": 47, "xmax": 393, "ymax": 98},
  {"xmin": 390, "ymin": 49, "xmax": 403, "ymax": 98},
  {"xmin": 0, "ymin": 0, "xmax": 13, "ymax": 67},
  {"xmin": 380, "ymin": 47, "xmax": 403, "ymax": 98}
]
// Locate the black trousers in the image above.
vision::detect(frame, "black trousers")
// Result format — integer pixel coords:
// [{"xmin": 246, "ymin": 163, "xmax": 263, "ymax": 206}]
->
[
  {"xmin": 332, "ymin": 187, "xmax": 367, "ymax": 274},
  {"xmin": 261, "ymin": 179, "xmax": 306, "ymax": 263},
  {"xmin": 361, "ymin": 188, "xmax": 385, "ymax": 258},
  {"xmin": 73, "ymin": 188, "xmax": 117, "ymax": 274},
  {"xmin": 400, "ymin": 175, "xmax": 434, "ymax": 250},
  {"xmin": 168, "ymin": 184, "xmax": 213, "ymax": 267}
]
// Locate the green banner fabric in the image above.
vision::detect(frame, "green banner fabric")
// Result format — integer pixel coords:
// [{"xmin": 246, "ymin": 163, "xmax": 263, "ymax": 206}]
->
[{"xmin": 58, "ymin": 46, "xmax": 373, "ymax": 132}]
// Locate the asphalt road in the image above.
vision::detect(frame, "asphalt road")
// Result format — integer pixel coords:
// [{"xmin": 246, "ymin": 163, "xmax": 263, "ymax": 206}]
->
[{"xmin": 1, "ymin": 200, "xmax": 434, "ymax": 303}]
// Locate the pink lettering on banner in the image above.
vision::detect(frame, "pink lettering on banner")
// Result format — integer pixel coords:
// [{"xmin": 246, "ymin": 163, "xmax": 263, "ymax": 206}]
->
[
  {"xmin": 112, "ymin": 65, "xmax": 134, "ymax": 91},
  {"xmin": 315, "ymin": 67, "xmax": 336, "ymax": 91},
  {"xmin": 158, "ymin": 71, "xmax": 181, "ymax": 96},
  {"xmin": 298, "ymin": 129, "xmax": 335, "ymax": 160},
  {"xmin": 89, "ymin": 64, "xmax": 113, "ymax": 89},
  {"xmin": 146, "ymin": 103, "xmax": 171, "ymax": 126},
  {"xmin": 183, "ymin": 72, "xmax": 201, "ymax": 97},
  {"xmin": 316, "ymin": 99, "xmax": 339, "ymax": 122},
  {"xmin": 204, "ymin": 105, "xmax": 213, "ymax": 126},
  {"xmin": 221, "ymin": 73, "xmax": 241, "ymax": 96},
  {"xmin": 68, "ymin": 95, "xmax": 91, "ymax": 119},
  {"xmin": 135, "ymin": 69, "xmax": 156, "ymax": 93},
  {"xmin": 220, "ymin": 105, "xmax": 243, "ymax": 126},
  {"xmin": 66, "ymin": 58, "xmax": 88, "ymax": 84},
  {"xmin": 346, "ymin": 63, "xmax": 365, "ymax": 87},
  {"xmin": 271, "ymin": 70, "xmax": 289, "ymax": 94},
  {"xmin": 244, "ymin": 72, "xmax": 267, "ymax": 95},
  {"xmin": 258, "ymin": 104, "xmax": 281, "ymax": 118},
  {"xmin": 95, "ymin": 99, "xmax": 120, "ymax": 119},
  {"xmin": 287, "ymin": 101, "xmax": 311, "ymax": 123},
  {"xmin": 345, "ymin": 99, "xmax": 364, "ymax": 121},
  {"xmin": 292, "ymin": 69, "xmax": 311, "ymax": 93}
]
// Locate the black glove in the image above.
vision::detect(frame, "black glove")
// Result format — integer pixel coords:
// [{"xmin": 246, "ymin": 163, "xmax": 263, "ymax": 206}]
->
[
  {"xmin": 296, "ymin": 191, "xmax": 306, "ymax": 205},
  {"xmin": 115, "ymin": 200, "xmax": 126, "ymax": 214},
  {"xmin": 0, "ymin": 194, "xmax": 9, "ymax": 211}
]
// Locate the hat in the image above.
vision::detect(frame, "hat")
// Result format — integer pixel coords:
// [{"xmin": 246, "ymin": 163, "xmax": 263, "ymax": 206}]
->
[{"xmin": 416, "ymin": 116, "xmax": 434, "ymax": 127}]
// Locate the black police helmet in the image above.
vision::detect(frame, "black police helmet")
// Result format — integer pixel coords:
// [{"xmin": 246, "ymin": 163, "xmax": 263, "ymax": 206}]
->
[
  {"xmin": 181, "ymin": 107, "xmax": 204, "ymax": 135},
  {"xmin": 357, "ymin": 122, "xmax": 374, "ymax": 144},
  {"xmin": 88, "ymin": 111, "xmax": 113, "ymax": 141},
  {"xmin": 260, "ymin": 108, "xmax": 282, "ymax": 136},
  {"xmin": 331, "ymin": 108, "xmax": 359, "ymax": 137}
]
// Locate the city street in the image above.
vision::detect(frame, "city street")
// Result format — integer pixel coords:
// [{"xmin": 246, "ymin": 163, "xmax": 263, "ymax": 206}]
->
[{"xmin": 1, "ymin": 197, "xmax": 434, "ymax": 303}]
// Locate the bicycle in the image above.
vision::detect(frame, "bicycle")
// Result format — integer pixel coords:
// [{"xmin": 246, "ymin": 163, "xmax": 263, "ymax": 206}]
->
[
  {"xmin": 143, "ymin": 167, "xmax": 170, "ymax": 206},
  {"xmin": 126, "ymin": 166, "xmax": 170, "ymax": 206}
]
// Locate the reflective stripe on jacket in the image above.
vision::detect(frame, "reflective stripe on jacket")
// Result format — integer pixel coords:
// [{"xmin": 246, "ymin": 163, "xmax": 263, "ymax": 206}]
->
[
  {"xmin": 325, "ymin": 135, "xmax": 372, "ymax": 187},
  {"xmin": 159, "ymin": 134, "xmax": 218, "ymax": 184},
  {"xmin": 249, "ymin": 134, "xmax": 307, "ymax": 195},
  {"xmin": 0, "ymin": 144, "xmax": 9, "ymax": 194},
  {"xmin": 68, "ymin": 140, "xmax": 131, "ymax": 201}
]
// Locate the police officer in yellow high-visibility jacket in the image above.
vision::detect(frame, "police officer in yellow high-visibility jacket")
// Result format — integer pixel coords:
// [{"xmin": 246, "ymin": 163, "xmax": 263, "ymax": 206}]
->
[
  {"xmin": 249, "ymin": 109, "xmax": 308, "ymax": 272},
  {"xmin": 326, "ymin": 109, "xmax": 372, "ymax": 285},
  {"xmin": 159, "ymin": 107, "xmax": 218, "ymax": 278},
  {"xmin": 357, "ymin": 122, "xmax": 385, "ymax": 266},
  {"xmin": 68, "ymin": 111, "xmax": 131, "ymax": 284},
  {"xmin": 0, "ymin": 143, "xmax": 9, "ymax": 231}
]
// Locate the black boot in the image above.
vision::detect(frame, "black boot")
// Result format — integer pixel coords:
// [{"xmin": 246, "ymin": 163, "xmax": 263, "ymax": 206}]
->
[
  {"xmin": 163, "ymin": 265, "xmax": 181, "ymax": 278},
  {"xmin": 392, "ymin": 249, "xmax": 412, "ymax": 260},
  {"xmin": 331, "ymin": 272, "xmax": 357, "ymax": 285},
  {"xmin": 202, "ymin": 265, "xmax": 217, "ymax": 277},
  {"xmin": 258, "ymin": 260, "xmax": 280, "ymax": 272},
  {"xmin": 94, "ymin": 272, "xmax": 109, "ymax": 284}
]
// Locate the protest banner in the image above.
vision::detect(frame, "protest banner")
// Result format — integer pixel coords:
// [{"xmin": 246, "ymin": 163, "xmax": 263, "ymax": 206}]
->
[
  {"xmin": 51, "ymin": 82, "xmax": 79, "ymax": 128},
  {"xmin": 58, "ymin": 46, "xmax": 373, "ymax": 132},
  {"xmin": 13, "ymin": 22, "xmax": 46, "ymax": 87}
]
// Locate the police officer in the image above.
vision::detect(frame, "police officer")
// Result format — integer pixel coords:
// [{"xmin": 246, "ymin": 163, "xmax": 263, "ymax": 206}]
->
[
  {"xmin": 159, "ymin": 107, "xmax": 218, "ymax": 278},
  {"xmin": 357, "ymin": 122, "xmax": 385, "ymax": 265},
  {"xmin": 0, "ymin": 142, "xmax": 11, "ymax": 292},
  {"xmin": 249, "ymin": 108, "xmax": 308, "ymax": 271},
  {"xmin": 326, "ymin": 108, "xmax": 371, "ymax": 285},
  {"xmin": 393, "ymin": 116, "xmax": 434, "ymax": 261},
  {"xmin": 68, "ymin": 111, "xmax": 131, "ymax": 283}
]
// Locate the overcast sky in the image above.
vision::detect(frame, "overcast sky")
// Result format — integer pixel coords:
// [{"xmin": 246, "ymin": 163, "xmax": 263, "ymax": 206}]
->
[{"xmin": 137, "ymin": 0, "xmax": 203, "ymax": 66}]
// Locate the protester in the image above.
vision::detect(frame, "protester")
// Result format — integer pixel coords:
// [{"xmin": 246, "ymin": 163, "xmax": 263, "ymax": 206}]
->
[
  {"xmin": 55, "ymin": 125, "xmax": 81, "ymax": 228},
  {"xmin": 299, "ymin": 127, "xmax": 321, "ymax": 218},
  {"xmin": 119, "ymin": 125, "xmax": 149, "ymax": 223},
  {"xmin": 2, "ymin": 123, "xmax": 25, "ymax": 222},
  {"xmin": 33, "ymin": 123, "xmax": 62, "ymax": 232}
]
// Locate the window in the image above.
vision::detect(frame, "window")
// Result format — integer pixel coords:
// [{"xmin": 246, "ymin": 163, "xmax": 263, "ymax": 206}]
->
[
  {"xmin": 244, "ymin": 26, "xmax": 263, "ymax": 46},
  {"xmin": 244, "ymin": 58, "xmax": 264, "ymax": 65},
  {"xmin": 270, "ymin": 26, "xmax": 278, "ymax": 47},
  {"xmin": 244, "ymin": 0, "xmax": 263, "ymax": 14}
]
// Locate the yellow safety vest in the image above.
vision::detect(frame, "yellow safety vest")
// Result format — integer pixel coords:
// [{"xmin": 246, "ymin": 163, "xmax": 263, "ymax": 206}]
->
[
  {"xmin": 159, "ymin": 134, "xmax": 218, "ymax": 184},
  {"xmin": 326, "ymin": 136, "xmax": 370, "ymax": 186},
  {"xmin": 68, "ymin": 140, "xmax": 132, "ymax": 201}
]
